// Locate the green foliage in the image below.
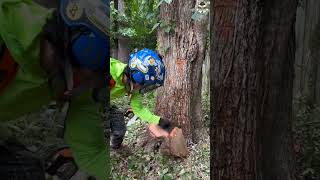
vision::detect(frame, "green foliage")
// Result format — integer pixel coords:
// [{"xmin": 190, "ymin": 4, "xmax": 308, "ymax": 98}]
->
[
  {"xmin": 202, "ymin": 92, "xmax": 210, "ymax": 128},
  {"xmin": 110, "ymin": 0, "xmax": 178, "ymax": 50},
  {"xmin": 111, "ymin": 93, "xmax": 209, "ymax": 179},
  {"xmin": 111, "ymin": 119, "xmax": 209, "ymax": 179},
  {"xmin": 294, "ymin": 96, "xmax": 320, "ymax": 180},
  {"xmin": 110, "ymin": 0, "xmax": 161, "ymax": 49}
]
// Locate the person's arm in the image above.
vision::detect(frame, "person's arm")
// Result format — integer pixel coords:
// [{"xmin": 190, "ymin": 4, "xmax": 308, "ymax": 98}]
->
[
  {"xmin": 130, "ymin": 92, "xmax": 174, "ymax": 133},
  {"xmin": 65, "ymin": 91, "xmax": 109, "ymax": 180},
  {"xmin": 130, "ymin": 92, "xmax": 160, "ymax": 124}
]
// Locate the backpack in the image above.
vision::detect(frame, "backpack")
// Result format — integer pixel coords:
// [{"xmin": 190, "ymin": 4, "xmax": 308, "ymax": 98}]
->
[{"xmin": 41, "ymin": 0, "xmax": 110, "ymax": 103}]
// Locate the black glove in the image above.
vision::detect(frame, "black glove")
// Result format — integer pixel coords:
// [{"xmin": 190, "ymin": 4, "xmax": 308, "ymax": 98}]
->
[{"xmin": 158, "ymin": 118, "xmax": 174, "ymax": 133}]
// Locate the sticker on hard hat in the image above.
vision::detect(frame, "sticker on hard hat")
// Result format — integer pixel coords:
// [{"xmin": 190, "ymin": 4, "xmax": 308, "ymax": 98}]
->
[
  {"xmin": 130, "ymin": 57, "xmax": 137, "ymax": 68},
  {"xmin": 66, "ymin": 1, "xmax": 83, "ymax": 20},
  {"xmin": 60, "ymin": 0, "xmax": 110, "ymax": 39},
  {"xmin": 136, "ymin": 61, "xmax": 148, "ymax": 73},
  {"xmin": 149, "ymin": 58, "xmax": 155, "ymax": 66}
]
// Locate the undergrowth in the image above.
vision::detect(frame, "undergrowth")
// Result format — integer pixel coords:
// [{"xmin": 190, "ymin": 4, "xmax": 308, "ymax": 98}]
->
[
  {"xmin": 294, "ymin": 96, "xmax": 320, "ymax": 180},
  {"xmin": 111, "ymin": 92, "xmax": 210, "ymax": 179}
]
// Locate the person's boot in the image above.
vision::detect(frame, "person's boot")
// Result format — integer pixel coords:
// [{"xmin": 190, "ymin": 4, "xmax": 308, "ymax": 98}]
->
[{"xmin": 111, "ymin": 135, "xmax": 132, "ymax": 156}]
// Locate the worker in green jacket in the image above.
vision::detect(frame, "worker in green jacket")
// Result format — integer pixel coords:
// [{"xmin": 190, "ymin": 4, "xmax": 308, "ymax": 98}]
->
[
  {"xmin": 0, "ymin": 0, "xmax": 110, "ymax": 179},
  {"xmin": 110, "ymin": 49, "xmax": 173, "ymax": 150}
]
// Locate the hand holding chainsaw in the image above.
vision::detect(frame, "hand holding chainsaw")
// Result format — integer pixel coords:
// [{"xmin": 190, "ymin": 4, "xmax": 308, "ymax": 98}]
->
[{"xmin": 148, "ymin": 118, "xmax": 174, "ymax": 138}]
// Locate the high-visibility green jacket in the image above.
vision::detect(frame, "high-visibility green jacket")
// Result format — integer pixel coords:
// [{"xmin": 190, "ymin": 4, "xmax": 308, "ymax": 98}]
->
[
  {"xmin": 0, "ymin": 1, "xmax": 108, "ymax": 179},
  {"xmin": 110, "ymin": 58, "xmax": 160, "ymax": 124}
]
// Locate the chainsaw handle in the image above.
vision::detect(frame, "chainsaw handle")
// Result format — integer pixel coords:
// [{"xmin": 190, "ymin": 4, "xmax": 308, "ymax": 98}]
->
[
  {"xmin": 148, "ymin": 124, "xmax": 170, "ymax": 138},
  {"xmin": 158, "ymin": 118, "xmax": 174, "ymax": 133}
]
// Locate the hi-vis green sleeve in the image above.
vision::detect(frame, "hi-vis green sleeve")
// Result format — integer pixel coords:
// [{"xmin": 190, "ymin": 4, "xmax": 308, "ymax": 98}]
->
[
  {"xmin": 130, "ymin": 92, "xmax": 160, "ymax": 124},
  {"xmin": 65, "ymin": 91, "xmax": 109, "ymax": 180},
  {"xmin": 0, "ymin": 0, "xmax": 53, "ymax": 121}
]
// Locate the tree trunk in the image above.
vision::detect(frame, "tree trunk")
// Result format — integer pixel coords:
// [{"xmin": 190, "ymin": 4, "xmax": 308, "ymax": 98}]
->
[
  {"xmin": 111, "ymin": 0, "xmax": 119, "ymax": 59},
  {"xmin": 155, "ymin": 0, "xmax": 208, "ymax": 142},
  {"xmin": 211, "ymin": 0, "xmax": 297, "ymax": 179},
  {"xmin": 111, "ymin": 0, "xmax": 130, "ymax": 62},
  {"xmin": 117, "ymin": 37, "xmax": 130, "ymax": 62},
  {"xmin": 294, "ymin": 0, "xmax": 320, "ymax": 103},
  {"xmin": 202, "ymin": 15, "xmax": 210, "ymax": 97},
  {"xmin": 117, "ymin": 0, "xmax": 130, "ymax": 62},
  {"xmin": 202, "ymin": 42, "xmax": 210, "ymax": 96}
]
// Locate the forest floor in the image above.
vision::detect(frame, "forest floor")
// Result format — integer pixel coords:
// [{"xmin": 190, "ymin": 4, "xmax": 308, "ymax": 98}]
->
[
  {"xmin": 110, "ymin": 119, "xmax": 210, "ymax": 180},
  {"xmin": 110, "ymin": 94, "xmax": 210, "ymax": 180},
  {"xmin": 1, "ymin": 92, "xmax": 210, "ymax": 180}
]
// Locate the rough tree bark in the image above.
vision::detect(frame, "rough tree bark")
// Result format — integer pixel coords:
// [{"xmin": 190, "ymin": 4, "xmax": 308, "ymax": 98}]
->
[
  {"xmin": 294, "ymin": 0, "xmax": 320, "ymax": 103},
  {"xmin": 211, "ymin": 0, "xmax": 298, "ymax": 179},
  {"xmin": 155, "ymin": 0, "xmax": 208, "ymax": 142}
]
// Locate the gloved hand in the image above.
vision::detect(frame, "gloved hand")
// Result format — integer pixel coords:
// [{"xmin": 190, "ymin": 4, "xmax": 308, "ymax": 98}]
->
[{"xmin": 158, "ymin": 118, "xmax": 174, "ymax": 133}]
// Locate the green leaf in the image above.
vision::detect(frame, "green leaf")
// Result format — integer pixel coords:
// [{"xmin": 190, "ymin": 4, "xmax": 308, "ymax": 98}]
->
[
  {"xmin": 164, "ymin": 26, "xmax": 171, "ymax": 33},
  {"xmin": 191, "ymin": 11, "xmax": 202, "ymax": 21},
  {"xmin": 164, "ymin": 0, "xmax": 173, "ymax": 4},
  {"xmin": 162, "ymin": 168, "xmax": 169, "ymax": 174},
  {"xmin": 163, "ymin": 174, "xmax": 174, "ymax": 180},
  {"xmin": 178, "ymin": 169, "xmax": 186, "ymax": 176},
  {"xmin": 156, "ymin": 0, "xmax": 165, "ymax": 8},
  {"xmin": 118, "ymin": 28, "xmax": 137, "ymax": 37},
  {"xmin": 159, "ymin": 21, "xmax": 167, "ymax": 28},
  {"xmin": 150, "ymin": 22, "xmax": 160, "ymax": 33}
]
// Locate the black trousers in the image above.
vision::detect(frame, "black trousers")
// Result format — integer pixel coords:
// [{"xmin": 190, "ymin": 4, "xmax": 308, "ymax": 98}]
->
[{"xmin": 110, "ymin": 106, "xmax": 127, "ymax": 149}]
